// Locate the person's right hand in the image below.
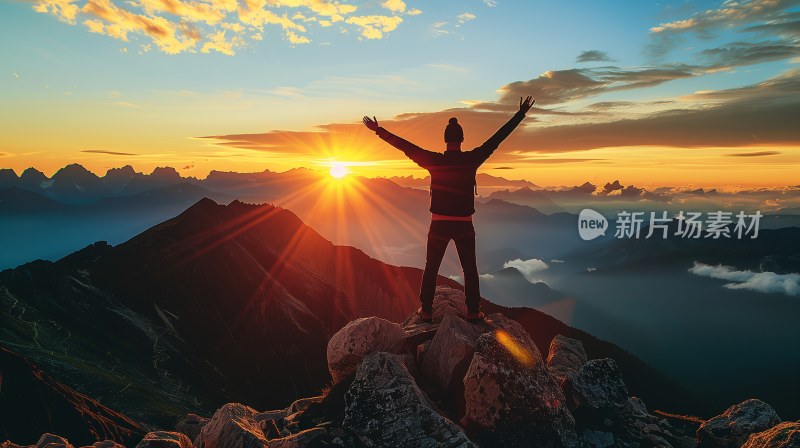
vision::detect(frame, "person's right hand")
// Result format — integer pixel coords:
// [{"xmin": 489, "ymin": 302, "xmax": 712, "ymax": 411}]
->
[
  {"xmin": 519, "ymin": 96, "xmax": 535, "ymax": 114},
  {"xmin": 363, "ymin": 116, "xmax": 380, "ymax": 131}
]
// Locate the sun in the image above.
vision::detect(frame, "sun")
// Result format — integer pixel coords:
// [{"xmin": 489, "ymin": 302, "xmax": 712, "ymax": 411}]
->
[{"xmin": 329, "ymin": 162, "xmax": 349, "ymax": 179}]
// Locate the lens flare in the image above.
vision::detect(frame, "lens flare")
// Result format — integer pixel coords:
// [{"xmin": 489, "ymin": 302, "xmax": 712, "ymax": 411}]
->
[{"xmin": 494, "ymin": 329, "xmax": 535, "ymax": 368}]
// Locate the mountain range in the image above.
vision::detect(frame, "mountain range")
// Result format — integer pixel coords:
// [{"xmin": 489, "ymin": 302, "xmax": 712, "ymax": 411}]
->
[{"xmin": 0, "ymin": 198, "xmax": 687, "ymax": 444}]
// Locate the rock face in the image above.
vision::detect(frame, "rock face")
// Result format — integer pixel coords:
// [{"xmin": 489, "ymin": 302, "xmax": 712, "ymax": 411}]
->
[
  {"xmin": 326, "ymin": 317, "xmax": 407, "ymax": 383},
  {"xmin": 546, "ymin": 335, "xmax": 588, "ymax": 384},
  {"xmin": 194, "ymin": 403, "xmax": 268, "ymax": 448},
  {"xmin": 562, "ymin": 358, "xmax": 629, "ymax": 414},
  {"xmin": 741, "ymin": 421, "xmax": 800, "ymax": 448},
  {"xmin": 343, "ymin": 351, "xmax": 476, "ymax": 448},
  {"xmin": 267, "ymin": 428, "xmax": 327, "ymax": 448},
  {"xmin": 697, "ymin": 399, "xmax": 782, "ymax": 448},
  {"xmin": 420, "ymin": 313, "xmax": 482, "ymax": 393},
  {"xmin": 462, "ymin": 314, "xmax": 578, "ymax": 448},
  {"xmin": 134, "ymin": 431, "xmax": 192, "ymax": 448},
  {"xmin": 173, "ymin": 415, "xmax": 208, "ymax": 443},
  {"xmin": 35, "ymin": 434, "xmax": 73, "ymax": 448}
]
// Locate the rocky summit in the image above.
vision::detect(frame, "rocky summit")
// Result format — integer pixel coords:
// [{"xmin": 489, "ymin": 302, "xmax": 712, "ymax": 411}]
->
[{"xmin": 2, "ymin": 287, "xmax": 794, "ymax": 448}]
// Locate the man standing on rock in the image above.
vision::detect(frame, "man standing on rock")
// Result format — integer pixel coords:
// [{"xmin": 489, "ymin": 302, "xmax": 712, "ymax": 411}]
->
[{"xmin": 363, "ymin": 96, "xmax": 535, "ymax": 323}]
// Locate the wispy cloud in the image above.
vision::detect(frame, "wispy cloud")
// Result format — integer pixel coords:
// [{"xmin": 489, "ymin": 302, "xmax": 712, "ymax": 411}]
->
[
  {"xmin": 689, "ymin": 261, "xmax": 800, "ymax": 296},
  {"xmin": 33, "ymin": 0, "xmax": 410, "ymax": 54},
  {"xmin": 456, "ymin": 12, "xmax": 475, "ymax": 26},
  {"xmin": 82, "ymin": 149, "xmax": 140, "ymax": 156}
]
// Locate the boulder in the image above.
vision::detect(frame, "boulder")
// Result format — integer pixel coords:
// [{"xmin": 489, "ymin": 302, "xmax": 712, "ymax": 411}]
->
[
  {"xmin": 326, "ymin": 317, "xmax": 406, "ymax": 383},
  {"xmin": 741, "ymin": 421, "xmax": 800, "ymax": 448},
  {"xmin": 546, "ymin": 335, "xmax": 587, "ymax": 384},
  {"xmin": 1, "ymin": 442, "xmax": 34, "ymax": 448},
  {"xmin": 194, "ymin": 403, "xmax": 268, "ymax": 448},
  {"xmin": 431, "ymin": 286, "xmax": 469, "ymax": 322},
  {"xmin": 343, "ymin": 351, "xmax": 476, "ymax": 448},
  {"xmin": 267, "ymin": 428, "xmax": 326, "ymax": 448},
  {"xmin": 697, "ymin": 399, "xmax": 781, "ymax": 448},
  {"xmin": 562, "ymin": 358, "xmax": 629, "ymax": 414},
  {"xmin": 462, "ymin": 313, "xmax": 578, "ymax": 447},
  {"xmin": 135, "ymin": 431, "xmax": 192, "ymax": 448},
  {"xmin": 35, "ymin": 434, "xmax": 73, "ymax": 448},
  {"xmin": 174, "ymin": 414, "xmax": 209, "ymax": 442},
  {"xmin": 420, "ymin": 313, "xmax": 482, "ymax": 392},
  {"xmin": 581, "ymin": 430, "xmax": 614, "ymax": 448},
  {"xmin": 81, "ymin": 441, "xmax": 125, "ymax": 448}
]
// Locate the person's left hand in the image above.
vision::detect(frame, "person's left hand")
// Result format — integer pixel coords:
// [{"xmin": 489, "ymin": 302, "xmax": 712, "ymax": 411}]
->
[
  {"xmin": 363, "ymin": 116, "xmax": 380, "ymax": 131},
  {"xmin": 519, "ymin": 96, "xmax": 535, "ymax": 114}
]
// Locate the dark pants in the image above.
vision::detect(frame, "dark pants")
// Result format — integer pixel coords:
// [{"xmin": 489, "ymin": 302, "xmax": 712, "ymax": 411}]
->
[{"xmin": 420, "ymin": 220, "xmax": 481, "ymax": 313}]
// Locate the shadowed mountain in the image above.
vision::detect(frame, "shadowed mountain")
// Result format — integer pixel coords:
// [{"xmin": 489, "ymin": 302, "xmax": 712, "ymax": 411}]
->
[
  {"xmin": 0, "ymin": 347, "xmax": 145, "ymax": 446},
  {"xmin": 0, "ymin": 198, "xmax": 686, "ymax": 443}
]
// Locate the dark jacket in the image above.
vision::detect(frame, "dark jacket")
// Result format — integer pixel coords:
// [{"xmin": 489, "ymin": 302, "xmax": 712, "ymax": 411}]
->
[{"xmin": 376, "ymin": 111, "xmax": 526, "ymax": 216}]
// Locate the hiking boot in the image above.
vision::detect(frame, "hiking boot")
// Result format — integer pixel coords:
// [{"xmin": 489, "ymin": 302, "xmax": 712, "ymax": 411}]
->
[{"xmin": 417, "ymin": 307, "xmax": 432, "ymax": 322}]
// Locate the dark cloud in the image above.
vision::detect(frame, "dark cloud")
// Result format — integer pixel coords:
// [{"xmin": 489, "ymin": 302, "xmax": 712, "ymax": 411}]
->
[
  {"xmin": 725, "ymin": 151, "xmax": 782, "ymax": 157},
  {"xmin": 602, "ymin": 180, "xmax": 623, "ymax": 194},
  {"xmin": 701, "ymin": 41, "xmax": 800, "ymax": 67},
  {"xmin": 82, "ymin": 149, "xmax": 139, "ymax": 156},
  {"xmin": 483, "ymin": 65, "xmax": 698, "ymax": 108},
  {"xmin": 576, "ymin": 50, "xmax": 613, "ymax": 63},
  {"xmin": 493, "ymin": 166, "xmax": 514, "ymax": 169}
]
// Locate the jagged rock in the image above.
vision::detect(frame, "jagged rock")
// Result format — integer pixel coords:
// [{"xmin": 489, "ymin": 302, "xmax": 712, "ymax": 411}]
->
[
  {"xmin": 462, "ymin": 313, "xmax": 578, "ymax": 447},
  {"xmin": 343, "ymin": 351, "xmax": 476, "ymax": 448},
  {"xmin": 174, "ymin": 414, "xmax": 209, "ymax": 442},
  {"xmin": 135, "ymin": 431, "xmax": 192, "ymax": 448},
  {"xmin": 741, "ymin": 421, "xmax": 800, "ymax": 448},
  {"xmin": 288, "ymin": 396, "xmax": 323, "ymax": 414},
  {"xmin": 194, "ymin": 403, "xmax": 268, "ymax": 448},
  {"xmin": 326, "ymin": 317, "xmax": 406, "ymax": 383},
  {"xmin": 416, "ymin": 340, "xmax": 432, "ymax": 364},
  {"xmin": 697, "ymin": 399, "xmax": 781, "ymax": 448},
  {"xmin": 563, "ymin": 358, "xmax": 628, "ymax": 414},
  {"xmin": 268, "ymin": 428, "xmax": 326, "ymax": 448},
  {"xmin": 81, "ymin": 441, "xmax": 125, "ymax": 448},
  {"xmin": 420, "ymin": 313, "xmax": 482, "ymax": 392},
  {"xmin": 628, "ymin": 397, "xmax": 652, "ymax": 420},
  {"xmin": 1, "ymin": 442, "xmax": 34, "ymax": 448},
  {"xmin": 35, "ymin": 434, "xmax": 73, "ymax": 448},
  {"xmin": 547, "ymin": 335, "xmax": 588, "ymax": 384},
  {"xmin": 431, "ymin": 286, "xmax": 468, "ymax": 322},
  {"xmin": 581, "ymin": 430, "xmax": 614, "ymax": 448}
]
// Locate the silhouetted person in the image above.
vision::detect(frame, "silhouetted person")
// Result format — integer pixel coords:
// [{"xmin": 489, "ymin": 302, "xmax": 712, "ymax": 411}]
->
[{"xmin": 363, "ymin": 96, "xmax": 534, "ymax": 322}]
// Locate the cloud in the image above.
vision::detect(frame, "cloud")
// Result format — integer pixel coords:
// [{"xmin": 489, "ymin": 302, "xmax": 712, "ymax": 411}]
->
[
  {"xmin": 430, "ymin": 21, "xmax": 448, "ymax": 37},
  {"xmin": 725, "ymin": 150, "xmax": 781, "ymax": 157},
  {"xmin": 33, "ymin": 0, "xmax": 408, "ymax": 54},
  {"xmin": 689, "ymin": 261, "xmax": 800, "ymax": 296},
  {"xmin": 648, "ymin": 0, "xmax": 800, "ymax": 59},
  {"xmin": 82, "ymin": 149, "xmax": 140, "ymax": 155},
  {"xmin": 456, "ymin": 12, "xmax": 475, "ymax": 26},
  {"xmin": 483, "ymin": 0, "xmax": 497, "ymax": 6},
  {"xmin": 381, "ymin": 0, "xmax": 405, "ymax": 13},
  {"xmin": 473, "ymin": 65, "xmax": 698, "ymax": 108},
  {"xmin": 503, "ymin": 258, "xmax": 549, "ymax": 282},
  {"xmin": 576, "ymin": 50, "xmax": 613, "ymax": 63},
  {"xmin": 345, "ymin": 14, "xmax": 403, "ymax": 39}
]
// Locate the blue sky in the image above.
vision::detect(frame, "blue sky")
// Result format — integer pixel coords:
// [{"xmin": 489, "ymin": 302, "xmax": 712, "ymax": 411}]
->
[{"xmin": 1, "ymin": 0, "xmax": 799, "ymax": 186}]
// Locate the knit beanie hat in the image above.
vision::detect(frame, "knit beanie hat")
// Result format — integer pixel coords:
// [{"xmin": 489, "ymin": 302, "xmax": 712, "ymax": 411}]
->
[{"xmin": 444, "ymin": 117, "xmax": 464, "ymax": 143}]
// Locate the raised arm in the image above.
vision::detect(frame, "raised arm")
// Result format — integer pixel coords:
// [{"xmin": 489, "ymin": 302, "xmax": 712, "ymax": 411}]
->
[
  {"xmin": 473, "ymin": 96, "xmax": 534, "ymax": 163},
  {"xmin": 363, "ymin": 116, "xmax": 437, "ymax": 168}
]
